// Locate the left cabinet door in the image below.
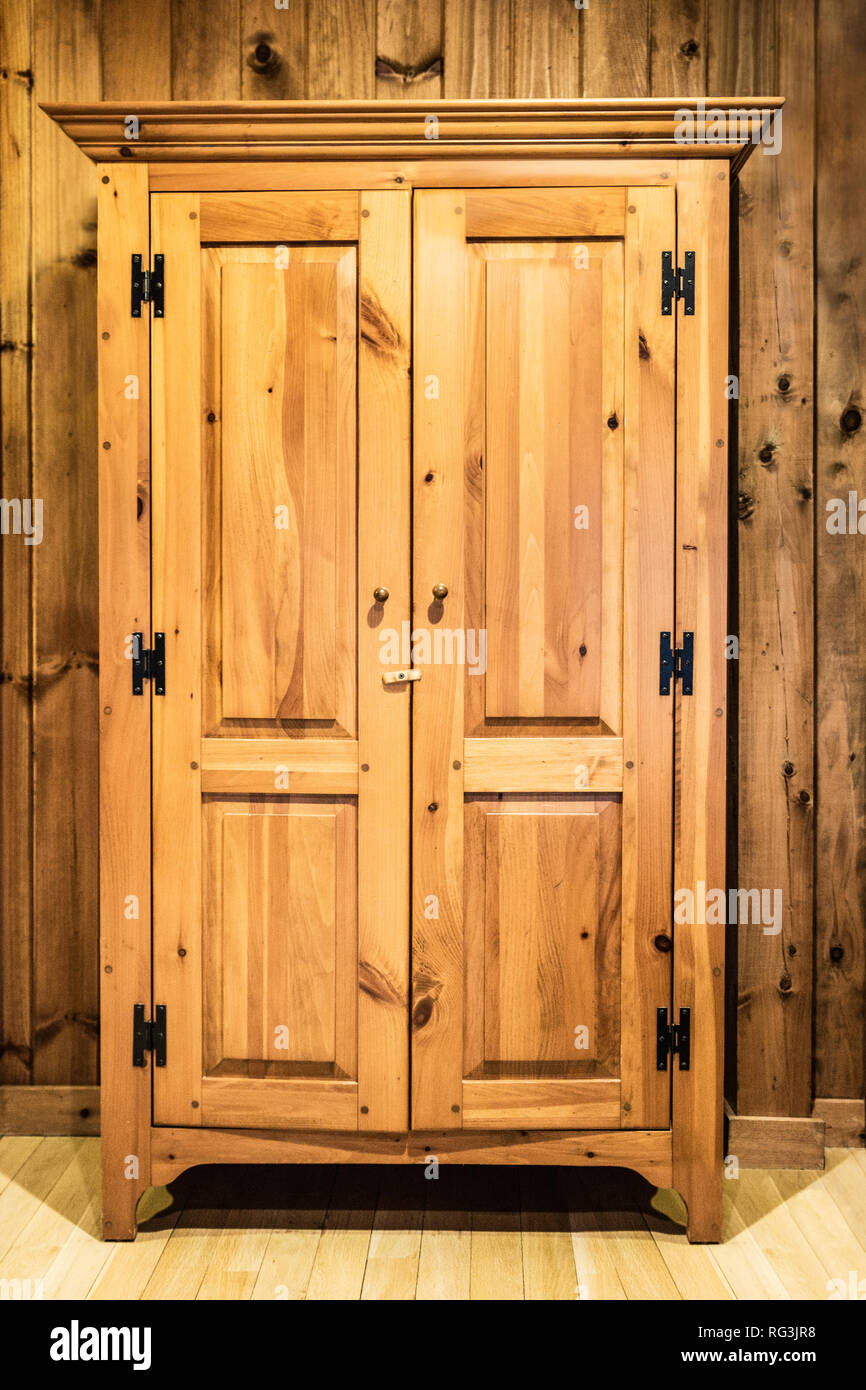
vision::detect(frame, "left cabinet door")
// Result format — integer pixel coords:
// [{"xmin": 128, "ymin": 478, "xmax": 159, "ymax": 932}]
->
[{"xmin": 150, "ymin": 190, "xmax": 411, "ymax": 1132}]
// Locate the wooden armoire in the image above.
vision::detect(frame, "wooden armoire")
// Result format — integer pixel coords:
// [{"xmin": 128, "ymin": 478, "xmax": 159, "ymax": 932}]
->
[{"xmin": 47, "ymin": 99, "xmax": 780, "ymax": 1243}]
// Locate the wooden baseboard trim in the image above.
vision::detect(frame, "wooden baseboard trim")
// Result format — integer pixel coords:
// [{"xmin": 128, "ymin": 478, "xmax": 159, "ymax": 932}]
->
[
  {"xmin": 0, "ymin": 1085, "xmax": 100, "ymax": 1135},
  {"xmin": 726, "ymin": 1108, "xmax": 825, "ymax": 1168},
  {"xmin": 812, "ymin": 1098, "xmax": 866, "ymax": 1148},
  {"xmin": 150, "ymin": 1126, "xmax": 673, "ymax": 1187}
]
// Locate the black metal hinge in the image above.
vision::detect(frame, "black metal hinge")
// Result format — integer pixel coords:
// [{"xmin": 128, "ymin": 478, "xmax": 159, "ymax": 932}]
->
[
  {"xmin": 132, "ymin": 1004, "xmax": 167, "ymax": 1068},
  {"xmin": 131, "ymin": 632, "xmax": 165, "ymax": 695},
  {"xmin": 661, "ymin": 250, "xmax": 695, "ymax": 316},
  {"xmin": 657, "ymin": 1007, "xmax": 691, "ymax": 1071},
  {"xmin": 659, "ymin": 631, "xmax": 693, "ymax": 696},
  {"xmin": 131, "ymin": 253, "xmax": 165, "ymax": 317}
]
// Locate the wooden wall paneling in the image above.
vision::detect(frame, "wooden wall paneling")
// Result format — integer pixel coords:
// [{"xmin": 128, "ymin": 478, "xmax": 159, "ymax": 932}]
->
[
  {"xmin": 710, "ymin": 0, "xmax": 815, "ymax": 1119},
  {"xmin": 0, "ymin": 1085, "xmax": 99, "ymax": 1135},
  {"xmin": 672, "ymin": 160, "xmax": 729, "ymax": 1241},
  {"xmin": 815, "ymin": 0, "xmax": 866, "ymax": 1103},
  {"xmin": 581, "ymin": 0, "xmax": 649, "ymax": 97},
  {"xmin": 650, "ymin": 0, "xmax": 707, "ymax": 97},
  {"xmin": 0, "ymin": 0, "xmax": 33, "ymax": 1086},
  {"xmin": 97, "ymin": 162, "xmax": 151, "ymax": 1236},
  {"xmin": 241, "ymin": 0, "xmax": 306, "ymax": 99},
  {"xmin": 100, "ymin": 0, "xmax": 171, "ymax": 99},
  {"xmin": 30, "ymin": 0, "xmax": 100, "ymax": 1086},
  {"xmin": 443, "ymin": 0, "xmax": 511, "ymax": 97},
  {"xmin": 511, "ymin": 0, "xmax": 579, "ymax": 99},
  {"xmin": 171, "ymin": 0, "xmax": 241, "ymax": 100},
  {"xmin": 306, "ymin": 0, "xmax": 376, "ymax": 99},
  {"xmin": 376, "ymin": 0, "xmax": 443, "ymax": 100}
]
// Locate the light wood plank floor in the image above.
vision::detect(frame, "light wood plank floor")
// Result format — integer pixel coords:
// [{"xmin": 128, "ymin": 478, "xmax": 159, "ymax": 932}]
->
[{"xmin": 1, "ymin": 1137, "xmax": 864, "ymax": 1300}]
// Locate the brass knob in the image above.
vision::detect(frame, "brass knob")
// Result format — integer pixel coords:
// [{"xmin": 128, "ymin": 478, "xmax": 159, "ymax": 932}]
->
[
  {"xmin": 432, "ymin": 583, "xmax": 448, "ymax": 601},
  {"xmin": 373, "ymin": 586, "xmax": 389, "ymax": 603}
]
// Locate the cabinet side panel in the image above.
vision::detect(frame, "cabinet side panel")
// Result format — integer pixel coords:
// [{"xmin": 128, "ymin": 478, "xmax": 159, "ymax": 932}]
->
[
  {"xmin": 673, "ymin": 160, "xmax": 729, "ymax": 1242},
  {"xmin": 98, "ymin": 162, "xmax": 152, "ymax": 1238}
]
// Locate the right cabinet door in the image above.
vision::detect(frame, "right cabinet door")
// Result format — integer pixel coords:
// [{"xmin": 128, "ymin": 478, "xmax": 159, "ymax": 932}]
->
[{"xmin": 412, "ymin": 185, "xmax": 676, "ymax": 1133}]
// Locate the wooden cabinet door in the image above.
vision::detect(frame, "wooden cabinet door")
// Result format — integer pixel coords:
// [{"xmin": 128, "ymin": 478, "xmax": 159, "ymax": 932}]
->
[
  {"xmin": 412, "ymin": 187, "xmax": 676, "ymax": 1131},
  {"xmin": 151, "ymin": 191, "xmax": 411, "ymax": 1132}
]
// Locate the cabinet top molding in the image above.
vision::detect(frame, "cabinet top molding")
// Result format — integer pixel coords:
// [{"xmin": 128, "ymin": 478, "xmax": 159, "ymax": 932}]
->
[{"xmin": 43, "ymin": 98, "xmax": 783, "ymax": 169}]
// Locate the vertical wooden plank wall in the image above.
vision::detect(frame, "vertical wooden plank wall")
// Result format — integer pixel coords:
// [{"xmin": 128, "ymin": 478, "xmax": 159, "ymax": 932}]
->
[
  {"xmin": 0, "ymin": 0, "xmax": 863, "ymax": 1151},
  {"xmin": 815, "ymin": 1, "xmax": 866, "ymax": 1139}
]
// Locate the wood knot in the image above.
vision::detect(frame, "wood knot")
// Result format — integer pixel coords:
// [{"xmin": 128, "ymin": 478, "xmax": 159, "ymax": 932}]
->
[
  {"xmin": 360, "ymin": 289, "xmax": 401, "ymax": 356},
  {"xmin": 247, "ymin": 32, "xmax": 280, "ymax": 77},
  {"xmin": 412, "ymin": 996, "xmax": 433, "ymax": 1030}
]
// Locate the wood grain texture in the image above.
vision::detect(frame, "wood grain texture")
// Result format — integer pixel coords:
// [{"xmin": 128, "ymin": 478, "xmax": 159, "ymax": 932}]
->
[
  {"xmin": 197, "ymin": 191, "xmax": 359, "ymax": 241},
  {"xmin": 151, "ymin": 192, "xmax": 204, "ymax": 1129},
  {"xmin": 650, "ymin": 0, "xmax": 707, "ymax": 98},
  {"xmin": 582, "ymin": 0, "xmax": 649, "ymax": 97},
  {"xmin": 815, "ymin": 0, "xmax": 866, "ymax": 1101},
  {"xmin": 150, "ymin": 1125, "xmax": 673, "ymax": 1184},
  {"xmin": 619, "ymin": 185, "xmax": 675, "ymax": 1129},
  {"xmin": 376, "ymin": 0, "xmax": 443, "ymax": 100},
  {"xmin": 463, "ymin": 738, "xmax": 623, "ymax": 793},
  {"xmin": 2, "ymin": 0, "xmax": 855, "ymax": 1160},
  {"xmin": 199, "ymin": 739, "xmax": 359, "ymax": 794},
  {"xmin": 357, "ymin": 190, "xmax": 412, "ymax": 1131},
  {"xmin": 411, "ymin": 191, "xmax": 466, "ymax": 1129},
  {"xmin": 443, "ymin": 0, "xmax": 512, "ymax": 98},
  {"xmin": 100, "ymin": 0, "xmax": 171, "ymax": 99},
  {"xmin": 710, "ymin": 0, "xmax": 815, "ymax": 1118},
  {"xmin": 31, "ymin": 0, "xmax": 100, "ymax": 1085},
  {"xmin": 147, "ymin": 157, "xmax": 679, "ymax": 192},
  {"xmin": 0, "ymin": 0, "xmax": 33, "ymax": 1085},
  {"xmin": 512, "ymin": 0, "xmax": 579, "ymax": 99},
  {"xmin": 170, "ymin": 0, "xmax": 240, "ymax": 100},
  {"xmin": 241, "ymin": 0, "xmax": 305, "ymax": 100},
  {"xmin": 0, "ymin": 1085, "xmax": 99, "ymax": 1136},
  {"xmin": 96, "ymin": 163, "xmax": 152, "ymax": 1238},
  {"xmin": 672, "ymin": 160, "xmax": 729, "ymax": 1242},
  {"xmin": 307, "ymin": 0, "xmax": 376, "ymax": 99}
]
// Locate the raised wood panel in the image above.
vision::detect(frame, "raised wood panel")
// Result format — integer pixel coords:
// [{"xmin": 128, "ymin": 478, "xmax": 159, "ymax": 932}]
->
[
  {"xmin": 204, "ymin": 801, "xmax": 356, "ymax": 1075},
  {"xmin": 220, "ymin": 249, "xmax": 356, "ymax": 723},
  {"xmin": 482, "ymin": 241, "xmax": 623, "ymax": 724},
  {"xmin": 469, "ymin": 802, "xmax": 621, "ymax": 1072}
]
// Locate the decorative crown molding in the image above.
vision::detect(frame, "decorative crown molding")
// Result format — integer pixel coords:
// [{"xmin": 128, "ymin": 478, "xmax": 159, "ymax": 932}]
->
[{"xmin": 42, "ymin": 98, "xmax": 784, "ymax": 168}]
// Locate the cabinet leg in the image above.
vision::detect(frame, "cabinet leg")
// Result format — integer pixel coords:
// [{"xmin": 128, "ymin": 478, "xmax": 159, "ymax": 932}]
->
[
  {"xmin": 680, "ymin": 1167, "xmax": 723, "ymax": 1244},
  {"xmin": 101, "ymin": 1135, "xmax": 144, "ymax": 1241}
]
